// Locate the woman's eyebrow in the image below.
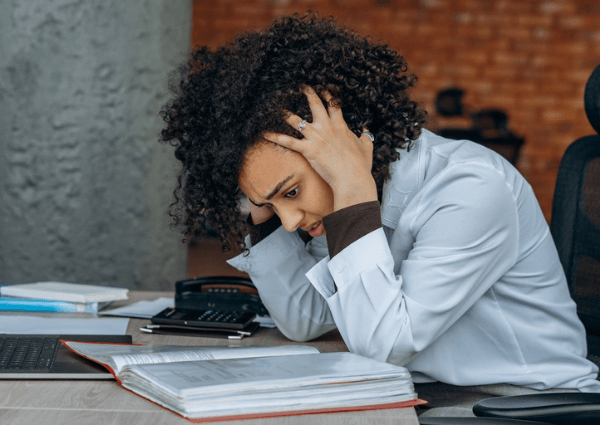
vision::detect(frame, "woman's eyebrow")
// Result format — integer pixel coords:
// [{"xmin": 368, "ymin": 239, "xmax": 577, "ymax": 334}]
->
[
  {"xmin": 265, "ymin": 174, "xmax": 295, "ymax": 201},
  {"xmin": 248, "ymin": 174, "xmax": 295, "ymax": 207}
]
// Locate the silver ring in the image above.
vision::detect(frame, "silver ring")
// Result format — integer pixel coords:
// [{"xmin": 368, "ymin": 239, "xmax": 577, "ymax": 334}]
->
[
  {"xmin": 362, "ymin": 131, "xmax": 375, "ymax": 142},
  {"xmin": 298, "ymin": 120, "xmax": 307, "ymax": 132}
]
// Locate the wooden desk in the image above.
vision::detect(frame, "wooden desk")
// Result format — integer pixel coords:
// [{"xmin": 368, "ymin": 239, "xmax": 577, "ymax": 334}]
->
[{"xmin": 0, "ymin": 291, "xmax": 420, "ymax": 425}]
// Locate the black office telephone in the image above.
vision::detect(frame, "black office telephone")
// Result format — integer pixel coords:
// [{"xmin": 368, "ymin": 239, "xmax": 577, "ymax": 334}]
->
[
  {"xmin": 147, "ymin": 277, "xmax": 269, "ymax": 338},
  {"xmin": 174, "ymin": 276, "xmax": 268, "ymax": 316}
]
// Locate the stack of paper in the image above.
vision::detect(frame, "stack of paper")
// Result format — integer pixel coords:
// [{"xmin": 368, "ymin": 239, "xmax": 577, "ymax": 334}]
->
[
  {"xmin": 64, "ymin": 342, "xmax": 422, "ymax": 422},
  {"xmin": 0, "ymin": 282, "xmax": 128, "ymax": 313}
]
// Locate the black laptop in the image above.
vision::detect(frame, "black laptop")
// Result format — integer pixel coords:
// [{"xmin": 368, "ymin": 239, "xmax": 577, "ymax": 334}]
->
[{"xmin": 0, "ymin": 334, "xmax": 132, "ymax": 379}]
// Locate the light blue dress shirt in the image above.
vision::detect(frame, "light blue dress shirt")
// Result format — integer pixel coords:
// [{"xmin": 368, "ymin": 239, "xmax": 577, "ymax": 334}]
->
[{"xmin": 228, "ymin": 129, "xmax": 600, "ymax": 392}]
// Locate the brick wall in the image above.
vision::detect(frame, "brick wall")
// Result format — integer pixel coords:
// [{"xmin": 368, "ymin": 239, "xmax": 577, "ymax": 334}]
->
[{"xmin": 192, "ymin": 0, "xmax": 600, "ymax": 222}]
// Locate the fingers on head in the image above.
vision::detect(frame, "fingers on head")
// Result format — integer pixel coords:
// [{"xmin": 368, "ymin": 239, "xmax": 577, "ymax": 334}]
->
[
  {"xmin": 314, "ymin": 89, "xmax": 342, "ymax": 122},
  {"xmin": 262, "ymin": 131, "xmax": 300, "ymax": 152},
  {"xmin": 282, "ymin": 109, "xmax": 304, "ymax": 128},
  {"xmin": 292, "ymin": 85, "xmax": 344, "ymax": 128},
  {"xmin": 300, "ymin": 85, "xmax": 329, "ymax": 122}
]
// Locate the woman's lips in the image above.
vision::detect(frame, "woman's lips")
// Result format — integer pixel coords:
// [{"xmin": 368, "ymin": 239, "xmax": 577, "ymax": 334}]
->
[{"xmin": 309, "ymin": 221, "xmax": 324, "ymax": 237}]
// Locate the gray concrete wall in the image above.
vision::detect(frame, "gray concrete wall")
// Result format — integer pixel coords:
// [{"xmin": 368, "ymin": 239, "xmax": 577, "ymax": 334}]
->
[{"xmin": 0, "ymin": 1, "xmax": 191, "ymax": 290}]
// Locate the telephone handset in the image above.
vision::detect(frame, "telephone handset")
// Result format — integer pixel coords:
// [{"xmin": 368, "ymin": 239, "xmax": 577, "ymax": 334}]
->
[{"xmin": 174, "ymin": 276, "xmax": 269, "ymax": 316}]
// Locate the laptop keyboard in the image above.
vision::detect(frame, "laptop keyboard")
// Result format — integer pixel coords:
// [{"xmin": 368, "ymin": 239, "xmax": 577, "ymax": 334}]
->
[{"xmin": 0, "ymin": 336, "xmax": 58, "ymax": 371}]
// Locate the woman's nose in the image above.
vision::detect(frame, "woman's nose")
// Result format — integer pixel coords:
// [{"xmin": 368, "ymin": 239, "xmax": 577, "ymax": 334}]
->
[{"xmin": 278, "ymin": 207, "xmax": 304, "ymax": 233}]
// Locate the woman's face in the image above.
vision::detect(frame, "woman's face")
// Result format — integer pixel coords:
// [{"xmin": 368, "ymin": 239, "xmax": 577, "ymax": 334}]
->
[{"xmin": 239, "ymin": 141, "xmax": 334, "ymax": 237}]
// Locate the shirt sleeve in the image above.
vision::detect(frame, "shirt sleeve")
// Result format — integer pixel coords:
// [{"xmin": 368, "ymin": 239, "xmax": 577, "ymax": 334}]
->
[
  {"xmin": 227, "ymin": 227, "xmax": 336, "ymax": 342},
  {"xmin": 308, "ymin": 163, "xmax": 520, "ymax": 366}
]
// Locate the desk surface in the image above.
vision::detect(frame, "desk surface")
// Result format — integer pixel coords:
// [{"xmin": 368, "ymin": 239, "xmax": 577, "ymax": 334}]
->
[{"xmin": 0, "ymin": 291, "xmax": 419, "ymax": 425}]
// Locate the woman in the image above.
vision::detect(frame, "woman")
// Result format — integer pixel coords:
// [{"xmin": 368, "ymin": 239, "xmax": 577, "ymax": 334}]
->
[{"xmin": 160, "ymin": 13, "xmax": 599, "ymax": 391}]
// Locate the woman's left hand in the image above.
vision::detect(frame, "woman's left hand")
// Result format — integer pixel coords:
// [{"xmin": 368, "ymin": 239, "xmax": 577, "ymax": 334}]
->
[{"xmin": 263, "ymin": 85, "xmax": 378, "ymax": 212}]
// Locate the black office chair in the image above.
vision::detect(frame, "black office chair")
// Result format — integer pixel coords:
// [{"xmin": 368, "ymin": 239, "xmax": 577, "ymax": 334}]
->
[
  {"xmin": 470, "ymin": 109, "xmax": 525, "ymax": 165},
  {"xmin": 435, "ymin": 88, "xmax": 481, "ymax": 143},
  {"xmin": 551, "ymin": 62, "xmax": 600, "ymax": 367},
  {"xmin": 436, "ymin": 87, "xmax": 466, "ymax": 117},
  {"xmin": 421, "ymin": 64, "xmax": 600, "ymax": 425},
  {"xmin": 438, "ymin": 111, "xmax": 525, "ymax": 166},
  {"xmin": 434, "ymin": 86, "xmax": 525, "ymax": 166},
  {"xmin": 438, "ymin": 128, "xmax": 482, "ymax": 143},
  {"xmin": 551, "ymin": 138, "xmax": 600, "ymax": 366}
]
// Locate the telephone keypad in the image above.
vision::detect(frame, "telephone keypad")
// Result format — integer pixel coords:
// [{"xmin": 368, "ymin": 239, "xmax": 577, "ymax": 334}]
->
[{"xmin": 152, "ymin": 307, "xmax": 256, "ymax": 330}]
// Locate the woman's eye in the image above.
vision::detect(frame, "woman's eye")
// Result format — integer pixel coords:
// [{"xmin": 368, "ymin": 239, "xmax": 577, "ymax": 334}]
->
[{"xmin": 285, "ymin": 188, "xmax": 299, "ymax": 198}]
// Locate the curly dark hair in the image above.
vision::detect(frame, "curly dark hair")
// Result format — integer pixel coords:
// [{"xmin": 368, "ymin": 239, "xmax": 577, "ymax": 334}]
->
[{"xmin": 160, "ymin": 12, "xmax": 427, "ymax": 254}]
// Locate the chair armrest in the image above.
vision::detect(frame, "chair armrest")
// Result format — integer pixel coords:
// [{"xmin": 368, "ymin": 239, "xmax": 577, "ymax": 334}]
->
[
  {"xmin": 472, "ymin": 393, "xmax": 600, "ymax": 425},
  {"xmin": 419, "ymin": 417, "xmax": 550, "ymax": 424}
]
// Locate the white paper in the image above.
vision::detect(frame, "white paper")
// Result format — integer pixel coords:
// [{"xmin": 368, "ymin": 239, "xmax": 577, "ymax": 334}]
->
[
  {"xmin": 118, "ymin": 352, "xmax": 416, "ymax": 418},
  {"xmin": 123, "ymin": 352, "xmax": 410, "ymax": 398},
  {"xmin": 180, "ymin": 381, "xmax": 413, "ymax": 416},
  {"xmin": 100, "ymin": 298, "xmax": 174, "ymax": 319},
  {"xmin": 65, "ymin": 342, "xmax": 320, "ymax": 374},
  {"xmin": 111, "ymin": 350, "xmax": 416, "ymax": 420},
  {"xmin": 0, "ymin": 315, "xmax": 129, "ymax": 335}
]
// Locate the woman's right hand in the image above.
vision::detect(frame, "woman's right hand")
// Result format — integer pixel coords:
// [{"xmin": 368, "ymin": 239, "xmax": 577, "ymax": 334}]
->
[
  {"xmin": 248, "ymin": 201, "xmax": 276, "ymax": 225},
  {"xmin": 263, "ymin": 86, "xmax": 377, "ymax": 213}
]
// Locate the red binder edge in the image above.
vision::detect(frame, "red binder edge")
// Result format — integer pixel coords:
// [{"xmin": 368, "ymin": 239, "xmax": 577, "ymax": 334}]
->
[{"xmin": 183, "ymin": 398, "xmax": 427, "ymax": 423}]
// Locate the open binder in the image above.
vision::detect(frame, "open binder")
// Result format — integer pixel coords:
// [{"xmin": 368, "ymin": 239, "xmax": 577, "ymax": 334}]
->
[{"xmin": 62, "ymin": 341, "xmax": 425, "ymax": 423}]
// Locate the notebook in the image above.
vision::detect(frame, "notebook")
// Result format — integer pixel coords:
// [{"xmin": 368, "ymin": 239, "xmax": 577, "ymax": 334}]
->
[{"xmin": 0, "ymin": 334, "xmax": 132, "ymax": 379}]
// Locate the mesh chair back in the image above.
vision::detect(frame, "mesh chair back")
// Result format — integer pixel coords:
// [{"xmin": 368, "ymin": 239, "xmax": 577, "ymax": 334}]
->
[
  {"xmin": 550, "ymin": 63, "xmax": 600, "ymax": 362},
  {"xmin": 551, "ymin": 138, "xmax": 600, "ymax": 334}
]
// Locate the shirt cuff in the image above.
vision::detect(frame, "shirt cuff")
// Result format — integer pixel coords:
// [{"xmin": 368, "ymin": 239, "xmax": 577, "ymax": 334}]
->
[
  {"xmin": 248, "ymin": 213, "xmax": 282, "ymax": 246},
  {"xmin": 322, "ymin": 201, "xmax": 382, "ymax": 259}
]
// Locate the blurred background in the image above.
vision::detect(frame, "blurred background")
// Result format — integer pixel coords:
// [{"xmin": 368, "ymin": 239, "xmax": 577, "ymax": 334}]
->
[{"xmin": 2, "ymin": 0, "xmax": 599, "ymax": 289}]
